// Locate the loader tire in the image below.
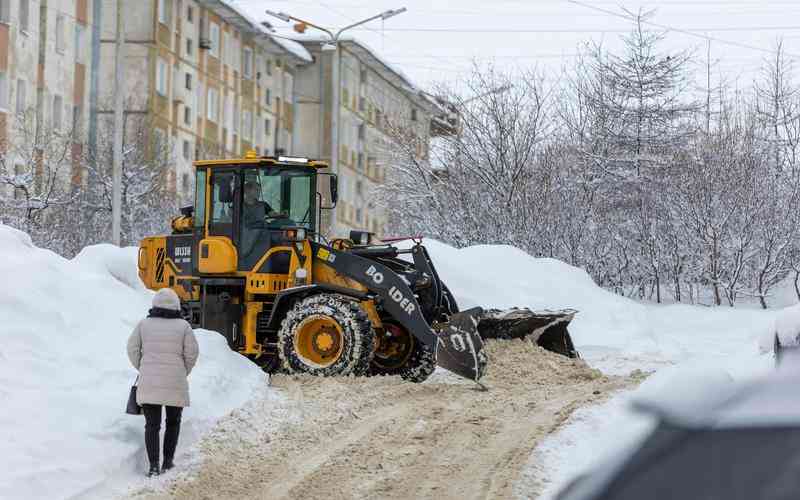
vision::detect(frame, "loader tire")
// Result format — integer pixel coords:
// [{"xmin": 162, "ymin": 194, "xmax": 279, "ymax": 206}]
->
[
  {"xmin": 399, "ymin": 343, "xmax": 436, "ymax": 383},
  {"xmin": 370, "ymin": 322, "xmax": 436, "ymax": 383},
  {"xmin": 278, "ymin": 294, "xmax": 375, "ymax": 377}
]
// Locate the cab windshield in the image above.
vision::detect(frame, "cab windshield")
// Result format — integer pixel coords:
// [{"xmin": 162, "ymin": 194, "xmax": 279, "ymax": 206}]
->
[{"xmin": 239, "ymin": 167, "xmax": 315, "ymax": 270}]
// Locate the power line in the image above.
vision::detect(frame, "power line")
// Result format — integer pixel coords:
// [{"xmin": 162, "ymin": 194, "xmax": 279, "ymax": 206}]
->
[
  {"xmin": 566, "ymin": 0, "xmax": 800, "ymax": 59},
  {"xmin": 277, "ymin": 26, "xmax": 800, "ymax": 34},
  {"xmin": 385, "ymin": 54, "xmax": 584, "ymax": 59},
  {"xmin": 311, "ymin": 1, "xmax": 463, "ymax": 78}
]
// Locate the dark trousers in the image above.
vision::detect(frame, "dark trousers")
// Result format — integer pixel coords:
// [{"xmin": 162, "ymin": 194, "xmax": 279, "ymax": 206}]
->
[{"xmin": 142, "ymin": 404, "xmax": 183, "ymax": 468}]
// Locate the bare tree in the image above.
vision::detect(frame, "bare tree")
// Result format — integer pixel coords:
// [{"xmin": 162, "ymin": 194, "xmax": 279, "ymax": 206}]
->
[
  {"xmin": 82, "ymin": 112, "xmax": 177, "ymax": 247},
  {"xmin": 0, "ymin": 110, "xmax": 77, "ymax": 250},
  {"xmin": 376, "ymin": 65, "xmax": 557, "ymax": 252}
]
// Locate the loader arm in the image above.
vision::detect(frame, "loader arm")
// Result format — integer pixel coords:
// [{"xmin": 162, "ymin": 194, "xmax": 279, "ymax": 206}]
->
[{"xmin": 310, "ymin": 242, "xmax": 486, "ymax": 381}]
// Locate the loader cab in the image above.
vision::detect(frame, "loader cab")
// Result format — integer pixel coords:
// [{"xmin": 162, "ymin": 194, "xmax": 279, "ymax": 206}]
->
[{"xmin": 192, "ymin": 154, "xmax": 335, "ymax": 275}]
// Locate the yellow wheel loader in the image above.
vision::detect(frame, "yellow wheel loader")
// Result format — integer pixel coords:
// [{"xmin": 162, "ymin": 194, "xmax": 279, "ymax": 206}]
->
[{"xmin": 138, "ymin": 153, "xmax": 578, "ymax": 384}]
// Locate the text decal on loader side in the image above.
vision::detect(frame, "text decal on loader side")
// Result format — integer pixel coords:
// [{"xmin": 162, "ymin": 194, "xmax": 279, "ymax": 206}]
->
[{"xmin": 366, "ymin": 265, "xmax": 416, "ymax": 315}]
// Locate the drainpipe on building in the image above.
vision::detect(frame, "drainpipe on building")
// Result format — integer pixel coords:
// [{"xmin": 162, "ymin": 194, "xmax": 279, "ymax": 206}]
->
[{"xmin": 88, "ymin": 0, "xmax": 102, "ymax": 159}]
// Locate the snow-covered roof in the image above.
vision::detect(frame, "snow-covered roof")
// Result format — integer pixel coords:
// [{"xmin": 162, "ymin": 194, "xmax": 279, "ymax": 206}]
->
[
  {"xmin": 198, "ymin": 0, "xmax": 313, "ymax": 64},
  {"xmin": 266, "ymin": 35, "xmax": 313, "ymax": 63}
]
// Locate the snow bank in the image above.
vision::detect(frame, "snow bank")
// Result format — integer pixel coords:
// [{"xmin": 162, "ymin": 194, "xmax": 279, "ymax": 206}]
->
[
  {"xmin": 0, "ymin": 225, "xmax": 266, "ymax": 500},
  {"xmin": 416, "ymin": 240, "xmax": 775, "ymax": 375},
  {"xmin": 770, "ymin": 304, "xmax": 800, "ymax": 347}
]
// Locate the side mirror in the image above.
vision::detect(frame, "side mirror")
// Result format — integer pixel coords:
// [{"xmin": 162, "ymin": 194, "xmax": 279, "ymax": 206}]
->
[{"xmin": 329, "ymin": 174, "xmax": 338, "ymax": 206}]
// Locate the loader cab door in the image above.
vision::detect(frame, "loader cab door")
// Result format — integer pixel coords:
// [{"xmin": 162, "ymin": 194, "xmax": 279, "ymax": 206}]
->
[
  {"xmin": 208, "ymin": 170, "xmax": 240, "ymax": 242},
  {"xmin": 195, "ymin": 169, "xmax": 241, "ymax": 274}
]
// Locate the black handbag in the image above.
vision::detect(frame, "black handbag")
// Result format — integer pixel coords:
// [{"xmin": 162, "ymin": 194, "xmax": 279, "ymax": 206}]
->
[{"xmin": 126, "ymin": 377, "xmax": 141, "ymax": 415}]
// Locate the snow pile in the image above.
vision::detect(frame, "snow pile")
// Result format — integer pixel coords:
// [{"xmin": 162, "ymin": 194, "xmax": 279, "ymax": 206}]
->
[
  {"xmin": 417, "ymin": 240, "xmax": 775, "ymax": 376},
  {"xmin": 73, "ymin": 244, "xmax": 145, "ymax": 291},
  {"xmin": 0, "ymin": 225, "xmax": 266, "ymax": 500},
  {"xmin": 770, "ymin": 304, "xmax": 800, "ymax": 347}
]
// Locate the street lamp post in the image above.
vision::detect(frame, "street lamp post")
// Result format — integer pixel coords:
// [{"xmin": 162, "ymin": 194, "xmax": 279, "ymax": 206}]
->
[{"xmin": 265, "ymin": 8, "xmax": 406, "ymax": 233}]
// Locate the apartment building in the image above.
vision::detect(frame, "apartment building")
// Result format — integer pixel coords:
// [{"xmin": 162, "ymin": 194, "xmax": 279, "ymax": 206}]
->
[
  {"xmin": 96, "ymin": 0, "xmax": 311, "ymax": 200},
  {"xmin": 294, "ymin": 37, "xmax": 439, "ymax": 236},
  {"xmin": 0, "ymin": 0, "xmax": 93, "ymax": 182},
  {"xmin": 1, "ymin": 1, "xmax": 444, "ymax": 235}
]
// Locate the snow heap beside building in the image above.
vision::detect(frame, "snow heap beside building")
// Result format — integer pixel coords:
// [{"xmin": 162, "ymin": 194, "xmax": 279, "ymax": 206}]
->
[{"xmin": 0, "ymin": 224, "xmax": 266, "ymax": 500}]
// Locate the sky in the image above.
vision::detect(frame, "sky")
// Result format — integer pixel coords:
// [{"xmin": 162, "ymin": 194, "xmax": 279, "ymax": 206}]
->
[{"xmin": 233, "ymin": 0, "xmax": 800, "ymax": 94}]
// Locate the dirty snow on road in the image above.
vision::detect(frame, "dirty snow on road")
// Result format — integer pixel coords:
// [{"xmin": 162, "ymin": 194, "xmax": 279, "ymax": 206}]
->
[{"xmin": 130, "ymin": 341, "xmax": 641, "ymax": 500}]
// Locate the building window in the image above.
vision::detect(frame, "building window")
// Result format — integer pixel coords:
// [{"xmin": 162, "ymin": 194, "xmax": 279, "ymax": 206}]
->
[
  {"xmin": 360, "ymin": 67, "xmax": 367, "ymax": 84},
  {"xmin": 158, "ymin": 0, "xmax": 170, "ymax": 25},
  {"xmin": 358, "ymin": 123, "xmax": 365, "ymax": 140},
  {"xmin": 264, "ymin": 118, "xmax": 271, "ymax": 136},
  {"xmin": 20, "ymin": 0, "xmax": 29, "ymax": 32},
  {"xmin": 56, "ymin": 15, "xmax": 65, "ymax": 52},
  {"xmin": 243, "ymin": 110, "xmax": 252, "ymax": 139},
  {"xmin": 53, "ymin": 95, "xmax": 63, "ymax": 129},
  {"xmin": 156, "ymin": 58, "xmax": 168, "ymax": 96},
  {"xmin": 187, "ymin": 6, "xmax": 193, "ymax": 23},
  {"xmin": 0, "ymin": 0, "xmax": 9, "ymax": 23},
  {"xmin": 265, "ymin": 88, "xmax": 271, "ymax": 106},
  {"xmin": 411, "ymin": 108, "xmax": 418, "ymax": 122},
  {"xmin": 233, "ymin": 105, "xmax": 239, "ymax": 134},
  {"xmin": 356, "ymin": 207, "xmax": 362, "ymax": 223},
  {"xmin": 209, "ymin": 23, "xmax": 220, "ymax": 58},
  {"xmin": 355, "ymin": 179, "xmax": 363, "ymax": 196},
  {"xmin": 186, "ymin": 38, "xmax": 193, "ymax": 57},
  {"xmin": 15, "ymin": 79, "xmax": 25, "ymax": 115},
  {"xmin": 357, "ymin": 153, "xmax": 364, "ymax": 171},
  {"xmin": 183, "ymin": 140, "xmax": 191, "ymax": 160},
  {"xmin": 185, "ymin": 73, "xmax": 192, "ymax": 91},
  {"xmin": 207, "ymin": 88, "xmax": 219, "ymax": 122},
  {"xmin": 243, "ymin": 47, "xmax": 253, "ymax": 79},
  {"xmin": 0, "ymin": 72, "xmax": 7, "ymax": 111},
  {"xmin": 184, "ymin": 106, "xmax": 191, "ymax": 125},
  {"xmin": 75, "ymin": 25, "xmax": 85, "ymax": 63},
  {"xmin": 266, "ymin": 59, "xmax": 272, "ymax": 76}
]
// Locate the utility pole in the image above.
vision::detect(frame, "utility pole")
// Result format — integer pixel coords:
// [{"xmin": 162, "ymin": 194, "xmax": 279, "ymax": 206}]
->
[
  {"xmin": 111, "ymin": 0, "xmax": 125, "ymax": 246},
  {"xmin": 330, "ymin": 46, "xmax": 340, "ymax": 214}
]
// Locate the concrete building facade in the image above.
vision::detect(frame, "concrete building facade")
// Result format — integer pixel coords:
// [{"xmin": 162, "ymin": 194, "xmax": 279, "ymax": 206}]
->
[
  {"xmin": 95, "ymin": 0, "xmax": 312, "ymax": 201},
  {"xmin": 294, "ymin": 38, "xmax": 439, "ymax": 236},
  {"xmin": 0, "ymin": 0, "xmax": 93, "ymax": 185},
  {"xmin": 1, "ymin": 1, "xmax": 444, "ymax": 237}
]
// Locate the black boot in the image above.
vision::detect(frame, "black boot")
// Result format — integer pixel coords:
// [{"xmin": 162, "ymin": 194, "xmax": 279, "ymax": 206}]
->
[
  {"xmin": 147, "ymin": 464, "xmax": 160, "ymax": 477},
  {"xmin": 162, "ymin": 407, "xmax": 182, "ymax": 474}
]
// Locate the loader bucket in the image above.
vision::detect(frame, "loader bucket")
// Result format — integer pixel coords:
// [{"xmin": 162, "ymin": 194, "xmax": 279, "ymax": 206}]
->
[
  {"xmin": 436, "ymin": 307, "xmax": 489, "ymax": 382},
  {"xmin": 477, "ymin": 308, "xmax": 579, "ymax": 358}
]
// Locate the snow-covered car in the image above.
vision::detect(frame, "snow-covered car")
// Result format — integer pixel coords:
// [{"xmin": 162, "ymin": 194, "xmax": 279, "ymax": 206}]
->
[{"xmin": 555, "ymin": 370, "xmax": 800, "ymax": 500}]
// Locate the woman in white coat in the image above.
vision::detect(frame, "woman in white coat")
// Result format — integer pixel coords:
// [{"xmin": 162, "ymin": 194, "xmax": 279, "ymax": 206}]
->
[{"xmin": 127, "ymin": 288, "xmax": 199, "ymax": 476}]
